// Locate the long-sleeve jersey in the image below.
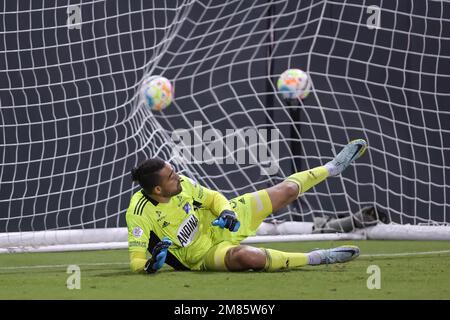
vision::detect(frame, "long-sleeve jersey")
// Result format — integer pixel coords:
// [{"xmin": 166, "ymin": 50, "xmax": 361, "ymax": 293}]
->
[{"xmin": 125, "ymin": 175, "xmax": 234, "ymax": 272}]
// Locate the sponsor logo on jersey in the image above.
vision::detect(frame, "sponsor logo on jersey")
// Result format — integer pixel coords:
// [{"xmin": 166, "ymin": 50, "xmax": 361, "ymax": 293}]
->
[
  {"xmin": 132, "ymin": 227, "xmax": 144, "ymax": 238},
  {"xmin": 177, "ymin": 214, "xmax": 199, "ymax": 247},
  {"xmin": 157, "ymin": 214, "xmax": 167, "ymax": 222},
  {"xmin": 155, "ymin": 210, "xmax": 167, "ymax": 222},
  {"xmin": 162, "ymin": 221, "xmax": 170, "ymax": 228},
  {"xmin": 129, "ymin": 240, "xmax": 147, "ymax": 248}
]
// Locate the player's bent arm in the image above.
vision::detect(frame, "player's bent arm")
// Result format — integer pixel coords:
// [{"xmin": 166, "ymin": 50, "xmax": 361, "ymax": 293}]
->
[
  {"xmin": 129, "ymin": 251, "xmax": 147, "ymax": 273},
  {"xmin": 203, "ymin": 188, "xmax": 234, "ymax": 217},
  {"xmin": 126, "ymin": 213, "xmax": 152, "ymax": 273},
  {"xmin": 204, "ymin": 188, "xmax": 241, "ymax": 232},
  {"xmin": 182, "ymin": 175, "xmax": 233, "ymax": 216}
]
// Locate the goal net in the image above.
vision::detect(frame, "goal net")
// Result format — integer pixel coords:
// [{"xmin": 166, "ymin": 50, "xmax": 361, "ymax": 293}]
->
[{"xmin": 1, "ymin": 0, "xmax": 450, "ymax": 252}]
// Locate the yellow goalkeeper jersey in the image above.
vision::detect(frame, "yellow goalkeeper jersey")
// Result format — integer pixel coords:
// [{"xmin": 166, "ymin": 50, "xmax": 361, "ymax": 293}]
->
[{"xmin": 126, "ymin": 175, "xmax": 234, "ymax": 271}]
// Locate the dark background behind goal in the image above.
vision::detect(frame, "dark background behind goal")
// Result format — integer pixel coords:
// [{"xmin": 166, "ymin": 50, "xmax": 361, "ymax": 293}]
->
[{"xmin": 1, "ymin": 0, "xmax": 449, "ymax": 232}]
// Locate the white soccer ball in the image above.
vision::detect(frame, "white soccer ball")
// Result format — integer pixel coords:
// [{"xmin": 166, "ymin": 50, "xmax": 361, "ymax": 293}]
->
[
  {"xmin": 277, "ymin": 68, "xmax": 311, "ymax": 100},
  {"xmin": 140, "ymin": 76, "xmax": 173, "ymax": 111}
]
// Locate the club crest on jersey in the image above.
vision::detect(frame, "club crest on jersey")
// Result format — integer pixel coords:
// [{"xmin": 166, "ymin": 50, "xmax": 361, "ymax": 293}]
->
[
  {"xmin": 183, "ymin": 202, "xmax": 192, "ymax": 214},
  {"xmin": 177, "ymin": 214, "xmax": 199, "ymax": 247}
]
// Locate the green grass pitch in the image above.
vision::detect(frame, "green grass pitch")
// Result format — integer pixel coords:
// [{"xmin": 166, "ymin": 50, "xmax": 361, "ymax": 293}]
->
[{"xmin": 1, "ymin": 240, "xmax": 449, "ymax": 300}]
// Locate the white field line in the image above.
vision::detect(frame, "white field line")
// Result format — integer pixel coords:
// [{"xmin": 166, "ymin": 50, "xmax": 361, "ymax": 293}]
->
[
  {"xmin": 360, "ymin": 250, "xmax": 450, "ymax": 258},
  {"xmin": 0, "ymin": 262, "xmax": 129, "ymax": 271},
  {"xmin": 1, "ymin": 250, "xmax": 450, "ymax": 271}
]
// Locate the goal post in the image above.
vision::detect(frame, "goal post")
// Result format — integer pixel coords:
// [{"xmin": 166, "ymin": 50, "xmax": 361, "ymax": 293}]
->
[{"xmin": 1, "ymin": 0, "xmax": 450, "ymax": 253}]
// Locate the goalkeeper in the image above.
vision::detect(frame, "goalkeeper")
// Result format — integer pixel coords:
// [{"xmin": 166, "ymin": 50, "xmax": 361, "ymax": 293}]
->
[{"xmin": 126, "ymin": 139, "xmax": 367, "ymax": 273}]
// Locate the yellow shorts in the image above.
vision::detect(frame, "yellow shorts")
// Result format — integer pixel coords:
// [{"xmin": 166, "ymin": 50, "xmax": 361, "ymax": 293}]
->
[{"xmin": 200, "ymin": 189, "xmax": 273, "ymax": 271}]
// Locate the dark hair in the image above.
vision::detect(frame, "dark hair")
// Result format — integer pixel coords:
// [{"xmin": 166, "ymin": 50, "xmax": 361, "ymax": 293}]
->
[{"xmin": 131, "ymin": 157, "xmax": 166, "ymax": 194}]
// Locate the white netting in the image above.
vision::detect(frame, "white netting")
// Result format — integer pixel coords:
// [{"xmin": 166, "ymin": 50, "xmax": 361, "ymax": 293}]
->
[{"xmin": 1, "ymin": 0, "xmax": 449, "ymax": 247}]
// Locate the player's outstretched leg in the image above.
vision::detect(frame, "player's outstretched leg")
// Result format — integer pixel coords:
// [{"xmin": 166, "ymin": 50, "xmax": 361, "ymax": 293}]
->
[
  {"xmin": 324, "ymin": 139, "xmax": 367, "ymax": 176},
  {"xmin": 223, "ymin": 140, "xmax": 366, "ymax": 272},
  {"xmin": 222, "ymin": 244, "xmax": 360, "ymax": 271},
  {"xmin": 266, "ymin": 139, "xmax": 367, "ymax": 213},
  {"xmin": 260, "ymin": 245, "xmax": 360, "ymax": 271}
]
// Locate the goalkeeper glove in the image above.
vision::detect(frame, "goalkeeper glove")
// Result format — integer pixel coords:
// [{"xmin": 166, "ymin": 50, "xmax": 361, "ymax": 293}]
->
[
  {"xmin": 212, "ymin": 209, "xmax": 240, "ymax": 232},
  {"xmin": 144, "ymin": 237, "xmax": 172, "ymax": 274}
]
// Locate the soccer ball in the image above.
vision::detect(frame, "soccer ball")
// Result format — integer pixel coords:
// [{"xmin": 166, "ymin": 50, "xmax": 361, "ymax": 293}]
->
[
  {"xmin": 140, "ymin": 76, "xmax": 173, "ymax": 111},
  {"xmin": 277, "ymin": 68, "xmax": 311, "ymax": 100}
]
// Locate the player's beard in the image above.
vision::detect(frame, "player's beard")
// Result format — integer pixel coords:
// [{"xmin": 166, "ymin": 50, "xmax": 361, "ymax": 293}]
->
[{"xmin": 163, "ymin": 181, "xmax": 182, "ymax": 197}]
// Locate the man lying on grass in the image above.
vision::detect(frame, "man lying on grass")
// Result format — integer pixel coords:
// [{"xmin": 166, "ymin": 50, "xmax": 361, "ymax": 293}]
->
[{"xmin": 126, "ymin": 140, "xmax": 367, "ymax": 274}]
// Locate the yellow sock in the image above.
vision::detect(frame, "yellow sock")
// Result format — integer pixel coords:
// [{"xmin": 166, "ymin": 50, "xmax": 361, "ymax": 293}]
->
[
  {"xmin": 286, "ymin": 166, "xmax": 329, "ymax": 196},
  {"xmin": 262, "ymin": 248, "xmax": 308, "ymax": 271}
]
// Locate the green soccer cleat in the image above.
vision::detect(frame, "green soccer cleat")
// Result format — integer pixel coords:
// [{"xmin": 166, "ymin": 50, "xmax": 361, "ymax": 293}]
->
[
  {"xmin": 325, "ymin": 139, "xmax": 367, "ymax": 176},
  {"xmin": 309, "ymin": 245, "xmax": 360, "ymax": 265}
]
